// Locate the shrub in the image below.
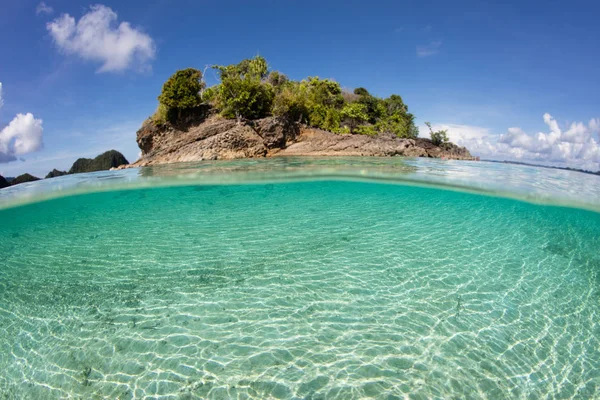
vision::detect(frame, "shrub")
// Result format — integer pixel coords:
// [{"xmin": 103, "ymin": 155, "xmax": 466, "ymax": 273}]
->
[
  {"xmin": 217, "ymin": 78, "xmax": 274, "ymax": 121},
  {"xmin": 212, "ymin": 56, "xmax": 274, "ymax": 122},
  {"xmin": 355, "ymin": 125, "xmax": 377, "ymax": 136},
  {"xmin": 272, "ymin": 82, "xmax": 309, "ymax": 123},
  {"xmin": 267, "ymin": 71, "xmax": 288, "ymax": 89},
  {"xmin": 158, "ymin": 68, "xmax": 204, "ymax": 110},
  {"xmin": 340, "ymin": 103, "xmax": 369, "ymax": 133},
  {"xmin": 425, "ymin": 122, "xmax": 449, "ymax": 145}
]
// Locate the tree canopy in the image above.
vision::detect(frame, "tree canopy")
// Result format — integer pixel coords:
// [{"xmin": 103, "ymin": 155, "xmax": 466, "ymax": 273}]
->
[{"xmin": 153, "ymin": 56, "xmax": 421, "ymax": 139}]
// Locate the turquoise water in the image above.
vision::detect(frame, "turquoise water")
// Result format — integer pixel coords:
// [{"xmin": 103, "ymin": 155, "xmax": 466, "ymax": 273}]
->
[{"xmin": 1, "ymin": 159, "xmax": 600, "ymax": 399}]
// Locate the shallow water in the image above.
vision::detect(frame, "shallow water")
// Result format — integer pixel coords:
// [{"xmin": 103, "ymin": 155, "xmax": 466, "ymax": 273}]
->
[{"xmin": 1, "ymin": 159, "xmax": 600, "ymax": 399}]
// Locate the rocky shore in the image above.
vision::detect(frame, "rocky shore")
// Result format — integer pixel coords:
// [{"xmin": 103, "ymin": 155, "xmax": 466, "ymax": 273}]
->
[{"xmin": 128, "ymin": 116, "xmax": 475, "ymax": 168}]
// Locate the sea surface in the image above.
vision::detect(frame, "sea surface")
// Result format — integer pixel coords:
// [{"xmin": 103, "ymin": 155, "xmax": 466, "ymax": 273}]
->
[{"xmin": 0, "ymin": 158, "xmax": 599, "ymax": 399}]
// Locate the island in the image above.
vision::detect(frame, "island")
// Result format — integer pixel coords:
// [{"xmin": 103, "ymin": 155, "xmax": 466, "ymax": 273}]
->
[
  {"xmin": 127, "ymin": 56, "xmax": 475, "ymax": 168},
  {"xmin": 0, "ymin": 150, "xmax": 129, "ymax": 189}
]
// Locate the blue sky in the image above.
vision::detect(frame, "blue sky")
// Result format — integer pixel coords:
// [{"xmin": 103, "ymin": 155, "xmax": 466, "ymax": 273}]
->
[{"xmin": 1, "ymin": 0, "xmax": 599, "ymax": 177}]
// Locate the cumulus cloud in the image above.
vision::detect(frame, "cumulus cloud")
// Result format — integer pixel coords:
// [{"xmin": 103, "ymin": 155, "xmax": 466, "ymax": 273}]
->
[
  {"xmin": 46, "ymin": 4, "xmax": 155, "ymax": 73},
  {"xmin": 0, "ymin": 84, "xmax": 44, "ymax": 163},
  {"xmin": 426, "ymin": 114, "xmax": 600, "ymax": 171},
  {"xmin": 0, "ymin": 113, "xmax": 44, "ymax": 163},
  {"xmin": 417, "ymin": 41, "xmax": 442, "ymax": 57},
  {"xmin": 36, "ymin": 2, "xmax": 53, "ymax": 15}
]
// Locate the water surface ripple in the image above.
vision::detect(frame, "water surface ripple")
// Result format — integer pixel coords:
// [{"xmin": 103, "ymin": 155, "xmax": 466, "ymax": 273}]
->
[{"xmin": 0, "ymin": 159, "xmax": 599, "ymax": 399}]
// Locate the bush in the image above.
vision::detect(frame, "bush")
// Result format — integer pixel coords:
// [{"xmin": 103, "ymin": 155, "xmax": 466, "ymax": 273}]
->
[
  {"xmin": 158, "ymin": 68, "xmax": 204, "ymax": 109},
  {"xmin": 151, "ymin": 103, "xmax": 169, "ymax": 125},
  {"xmin": 212, "ymin": 56, "xmax": 274, "ymax": 122},
  {"xmin": 340, "ymin": 103, "xmax": 369, "ymax": 133},
  {"xmin": 267, "ymin": 71, "xmax": 288, "ymax": 89},
  {"xmin": 355, "ymin": 125, "xmax": 377, "ymax": 136},
  {"xmin": 425, "ymin": 122, "xmax": 449, "ymax": 145},
  {"xmin": 272, "ymin": 83, "xmax": 309, "ymax": 123},
  {"xmin": 217, "ymin": 78, "xmax": 274, "ymax": 120}
]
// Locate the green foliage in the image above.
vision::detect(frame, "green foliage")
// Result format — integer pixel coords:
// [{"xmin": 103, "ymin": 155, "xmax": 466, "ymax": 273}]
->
[
  {"xmin": 212, "ymin": 56, "xmax": 274, "ymax": 121},
  {"xmin": 384, "ymin": 94, "xmax": 407, "ymax": 115},
  {"xmin": 353, "ymin": 87, "xmax": 370, "ymax": 96},
  {"xmin": 340, "ymin": 103, "xmax": 369, "ymax": 133},
  {"xmin": 425, "ymin": 122, "xmax": 449, "ymax": 145},
  {"xmin": 272, "ymin": 82, "xmax": 309, "ymax": 122},
  {"xmin": 217, "ymin": 78, "xmax": 274, "ymax": 120},
  {"xmin": 151, "ymin": 103, "xmax": 169, "ymax": 125},
  {"xmin": 374, "ymin": 94, "xmax": 419, "ymax": 138},
  {"xmin": 158, "ymin": 68, "xmax": 204, "ymax": 110},
  {"xmin": 153, "ymin": 56, "xmax": 425, "ymax": 140},
  {"xmin": 355, "ymin": 125, "xmax": 377, "ymax": 136},
  {"xmin": 201, "ymin": 85, "xmax": 218, "ymax": 105},
  {"xmin": 304, "ymin": 77, "xmax": 344, "ymax": 109},
  {"xmin": 267, "ymin": 71, "xmax": 288, "ymax": 89},
  {"xmin": 303, "ymin": 104, "xmax": 341, "ymax": 132}
]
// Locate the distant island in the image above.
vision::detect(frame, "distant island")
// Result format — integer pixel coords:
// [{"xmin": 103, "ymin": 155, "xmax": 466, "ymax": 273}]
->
[
  {"xmin": 124, "ymin": 56, "xmax": 475, "ymax": 168},
  {"xmin": 0, "ymin": 150, "xmax": 129, "ymax": 189},
  {"xmin": 483, "ymin": 159, "xmax": 600, "ymax": 176}
]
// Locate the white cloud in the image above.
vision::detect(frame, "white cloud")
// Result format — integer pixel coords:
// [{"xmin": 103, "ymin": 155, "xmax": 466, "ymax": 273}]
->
[
  {"xmin": 36, "ymin": 2, "xmax": 53, "ymax": 15},
  {"xmin": 425, "ymin": 114, "xmax": 600, "ymax": 171},
  {"xmin": 0, "ymin": 82, "xmax": 4, "ymax": 109},
  {"xmin": 47, "ymin": 4, "xmax": 155, "ymax": 73},
  {"xmin": 417, "ymin": 41, "xmax": 442, "ymax": 57},
  {"xmin": 0, "ymin": 113, "xmax": 44, "ymax": 163}
]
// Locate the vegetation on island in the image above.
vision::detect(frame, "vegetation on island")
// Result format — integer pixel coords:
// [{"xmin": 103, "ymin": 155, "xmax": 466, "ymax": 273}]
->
[
  {"xmin": 152, "ymin": 55, "xmax": 424, "ymax": 139},
  {"xmin": 425, "ymin": 122, "xmax": 449, "ymax": 146},
  {"xmin": 0, "ymin": 150, "xmax": 130, "ymax": 190}
]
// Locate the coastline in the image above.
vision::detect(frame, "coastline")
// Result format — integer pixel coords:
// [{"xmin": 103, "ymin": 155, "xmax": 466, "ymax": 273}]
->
[{"xmin": 123, "ymin": 116, "xmax": 477, "ymax": 169}]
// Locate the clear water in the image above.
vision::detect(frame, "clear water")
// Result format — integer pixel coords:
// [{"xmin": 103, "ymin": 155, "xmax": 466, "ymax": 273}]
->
[{"xmin": 1, "ymin": 158, "xmax": 599, "ymax": 399}]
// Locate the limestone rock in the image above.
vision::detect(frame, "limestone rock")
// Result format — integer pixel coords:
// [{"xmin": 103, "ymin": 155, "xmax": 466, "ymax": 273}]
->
[{"xmin": 128, "ymin": 116, "xmax": 476, "ymax": 168}]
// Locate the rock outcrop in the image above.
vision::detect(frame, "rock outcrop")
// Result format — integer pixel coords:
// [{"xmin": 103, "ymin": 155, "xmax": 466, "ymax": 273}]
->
[
  {"xmin": 129, "ymin": 116, "xmax": 475, "ymax": 167},
  {"xmin": 45, "ymin": 169, "xmax": 68, "ymax": 179},
  {"xmin": 0, "ymin": 175, "xmax": 9, "ymax": 189},
  {"xmin": 69, "ymin": 150, "xmax": 129, "ymax": 174},
  {"xmin": 10, "ymin": 173, "xmax": 40, "ymax": 186}
]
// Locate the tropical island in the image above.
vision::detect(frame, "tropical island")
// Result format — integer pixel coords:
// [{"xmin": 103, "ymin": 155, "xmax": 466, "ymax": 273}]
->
[
  {"xmin": 129, "ymin": 56, "xmax": 475, "ymax": 167},
  {"xmin": 0, "ymin": 150, "xmax": 129, "ymax": 189},
  {"xmin": 0, "ymin": 56, "xmax": 476, "ymax": 189}
]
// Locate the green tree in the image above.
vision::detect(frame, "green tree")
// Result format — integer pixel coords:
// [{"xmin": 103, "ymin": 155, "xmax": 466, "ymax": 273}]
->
[
  {"xmin": 425, "ymin": 122, "xmax": 449, "ymax": 145},
  {"xmin": 212, "ymin": 56, "xmax": 274, "ymax": 122},
  {"xmin": 267, "ymin": 71, "xmax": 288, "ymax": 89},
  {"xmin": 303, "ymin": 77, "xmax": 344, "ymax": 109},
  {"xmin": 272, "ymin": 82, "xmax": 309, "ymax": 122},
  {"xmin": 353, "ymin": 87, "xmax": 370, "ymax": 96},
  {"xmin": 340, "ymin": 103, "xmax": 369, "ymax": 133},
  {"xmin": 157, "ymin": 68, "xmax": 205, "ymax": 123},
  {"xmin": 158, "ymin": 68, "xmax": 204, "ymax": 110}
]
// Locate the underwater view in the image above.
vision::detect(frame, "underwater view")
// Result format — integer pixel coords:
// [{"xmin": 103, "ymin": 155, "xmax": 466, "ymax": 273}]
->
[{"xmin": 1, "ymin": 158, "xmax": 599, "ymax": 399}]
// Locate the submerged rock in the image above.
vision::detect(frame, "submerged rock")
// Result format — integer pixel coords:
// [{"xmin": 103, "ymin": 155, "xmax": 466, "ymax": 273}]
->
[
  {"xmin": 45, "ymin": 169, "xmax": 68, "ymax": 179},
  {"xmin": 69, "ymin": 150, "xmax": 129, "ymax": 174},
  {"xmin": 128, "ymin": 116, "xmax": 475, "ymax": 168}
]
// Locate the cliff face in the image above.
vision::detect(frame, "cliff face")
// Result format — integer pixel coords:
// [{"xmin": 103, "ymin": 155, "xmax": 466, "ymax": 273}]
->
[
  {"xmin": 130, "ymin": 116, "xmax": 475, "ymax": 167},
  {"xmin": 0, "ymin": 175, "xmax": 9, "ymax": 189},
  {"xmin": 69, "ymin": 150, "xmax": 129, "ymax": 174}
]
